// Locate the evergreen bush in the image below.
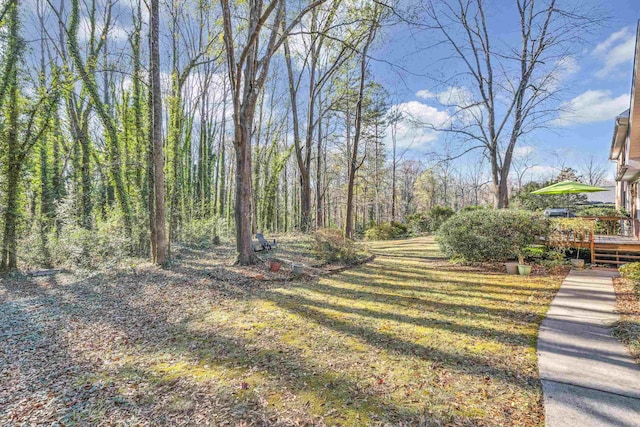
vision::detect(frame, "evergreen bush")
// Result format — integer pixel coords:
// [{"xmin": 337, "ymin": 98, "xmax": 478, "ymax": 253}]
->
[
  {"xmin": 364, "ymin": 221, "xmax": 408, "ymax": 240},
  {"xmin": 437, "ymin": 209, "xmax": 550, "ymax": 262}
]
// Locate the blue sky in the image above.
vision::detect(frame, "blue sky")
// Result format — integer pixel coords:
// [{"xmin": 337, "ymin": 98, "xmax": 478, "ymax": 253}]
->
[
  {"xmin": 370, "ymin": 0, "xmax": 640, "ymax": 181},
  {"xmin": 23, "ymin": 0, "xmax": 638, "ymax": 183}
]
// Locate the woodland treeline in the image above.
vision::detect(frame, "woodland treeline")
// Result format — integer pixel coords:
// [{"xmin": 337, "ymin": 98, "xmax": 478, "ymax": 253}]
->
[{"xmin": 0, "ymin": 0, "xmax": 599, "ymax": 270}]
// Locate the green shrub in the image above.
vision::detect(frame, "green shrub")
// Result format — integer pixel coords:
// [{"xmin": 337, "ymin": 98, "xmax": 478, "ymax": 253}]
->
[
  {"xmin": 619, "ymin": 263, "xmax": 640, "ymax": 280},
  {"xmin": 522, "ymin": 244, "xmax": 546, "ymax": 260},
  {"xmin": 539, "ymin": 248, "xmax": 567, "ymax": 269},
  {"xmin": 436, "ymin": 209, "xmax": 551, "ymax": 262},
  {"xmin": 460, "ymin": 205, "xmax": 487, "ymax": 213},
  {"xmin": 49, "ymin": 216, "xmax": 130, "ymax": 269},
  {"xmin": 427, "ymin": 206, "xmax": 455, "ymax": 232},
  {"xmin": 312, "ymin": 228, "xmax": 359, "ymax": 264},
  {"xmin": 178, "ymin": 217, "xmax": 230, "ymax": 249},
  {"xmin": 364, "ymin": 221, "xmax": 408, "ymax": 241},
  {"xmin": 405, "ymin": 206, "xmax": 456, "ymax": 236},
  {"xmin": 405, "ymin": 214, "xmax": 430, "ymax": 235},
  {"xmin": 575, "ymin": 205, "xmax": 627, "ymax": 217}
]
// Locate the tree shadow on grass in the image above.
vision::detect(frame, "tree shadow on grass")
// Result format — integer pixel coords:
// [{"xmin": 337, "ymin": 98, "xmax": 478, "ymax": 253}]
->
[
  {"xmin": 340, "ymin": 269, "xmax": 556, "ymax": 302},
  {"xmin": 350, "ymin": 261, "xmax": 559, "ymax": 293},
  {"xmin": 0, "ymin": 236, "xmax": 556, "ymax": 426},
  {"xmin": 263, "ymin": 288, "xmax": 535, "ymax": 346},
  {"xmin": 261, "ymin": 288, "xmax": 542, "ymax": 391},
  {"xmin": 1, "ymin": 271, "xmax": 431, "ymax": 425},
  {"xmin": 294, "ymin": 280, "xmax": 541, "ymax": 324}
]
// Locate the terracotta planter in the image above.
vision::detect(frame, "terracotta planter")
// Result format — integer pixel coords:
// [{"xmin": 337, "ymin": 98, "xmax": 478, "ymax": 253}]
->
[
  {"xmin": 269, "ymin": 261, "xmax": 282, "ymax": 272},
  {"xmin": 570, "ymin": 259, "xmax": 585, "ymax": 269},
  {"xmin": 518, "ymin": 264, "xmax": 532, "ymax": 276},
  {"xmin": 505, "ymin": 262, "xmax": 519, "ymax": 275}
]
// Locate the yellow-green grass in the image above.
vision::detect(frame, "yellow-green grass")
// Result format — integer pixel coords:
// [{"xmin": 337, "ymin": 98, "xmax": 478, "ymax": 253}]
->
[{"xmin": 1, "ymin": 236, "xmax": 561, "ymax": 426}]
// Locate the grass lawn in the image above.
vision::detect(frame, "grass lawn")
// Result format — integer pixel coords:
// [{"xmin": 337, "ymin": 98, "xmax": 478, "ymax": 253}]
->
[{"xmin": 0, "ymin": 236, "xmax": 563, "ymax": 425}]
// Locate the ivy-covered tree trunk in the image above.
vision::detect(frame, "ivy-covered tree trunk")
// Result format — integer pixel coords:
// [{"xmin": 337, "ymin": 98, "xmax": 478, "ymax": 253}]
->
[
  {"xmin": 67, "ymin": 0, "xmax": 133, "ymax": 237},
  {"xmin": 0, "ymin": 0, "xmax": 21, "ymax": 271},
  {"xmin": 1, "ymin": 103, "xmax": 20, "ymax": 271}
]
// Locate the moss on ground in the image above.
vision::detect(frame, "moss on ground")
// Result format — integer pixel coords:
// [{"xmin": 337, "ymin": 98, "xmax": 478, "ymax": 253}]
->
[{"xmin": 1, "ymin": 236, "xmax": 562, "ymax": 426}]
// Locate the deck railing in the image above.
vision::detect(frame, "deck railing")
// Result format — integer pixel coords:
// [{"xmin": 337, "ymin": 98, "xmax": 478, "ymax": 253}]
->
[
  {"xmin": 579, "ymin": 216, "xmax": 634, "ymax": 237},
  {"xmin": 546, "ymin": 216, "xmax": 636, "ymax": 264},
  {"xmin": 547, "ymin": 218, "xmax": 596, "ymax": 253}
]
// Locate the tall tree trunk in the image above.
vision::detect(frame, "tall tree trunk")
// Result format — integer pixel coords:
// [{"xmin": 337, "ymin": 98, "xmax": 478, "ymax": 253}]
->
[
  {"xmin": 315, "ymin": 114, "xmax": 323, "ymax": 229},
  {"xmin": 234, "ymin": 125, "xmax": 258, "ymax": 264},
  {"xmin": 149, "ymin": 0, "xmax": 168, "ymax": 265},
  {"xmin": 283, "ymin": 36, "xmax": 311, "ymax": 232},
  {"xmin": 218, "ymin": 77, "xmax": 227, "ymax": 217},
  {"xmin": 345, "ymin": 25, "xmax": 376, "ymax": 239},
  {"xmin": 1, "ymin": 0, "xmax": 20, "ymax": 271}
]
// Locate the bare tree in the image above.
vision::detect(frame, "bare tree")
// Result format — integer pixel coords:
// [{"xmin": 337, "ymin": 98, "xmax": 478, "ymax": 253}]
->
[
  {"xmin": 388, "ymin": 108, "xmax": 401, "ymax": 220},
  {"xmin": 345, "ymin": 3, "xmax": 383, "ymax": 238},
  {"xmin": 421, "ymin": 0, "xmax": 597, "ymax": 208},
  {"xmin": 220, "ymin": 0, "xmax": 327, "ymax": 264},
  {"xmin": 283, "ymin": 1, "xmax": 351, "ymax": 232},
  {"xmin": 580, "ymin": 153, "xmax": 609, "ymax": 186},
  {"xmin": 511, "ymin": 147, "xmax": 537, "ymax": 190}
]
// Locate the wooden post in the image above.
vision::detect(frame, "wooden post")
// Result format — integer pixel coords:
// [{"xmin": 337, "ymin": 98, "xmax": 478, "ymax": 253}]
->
[{"xmin": 590, "ymin": 220, "xmax": 595, "ymax": 264}]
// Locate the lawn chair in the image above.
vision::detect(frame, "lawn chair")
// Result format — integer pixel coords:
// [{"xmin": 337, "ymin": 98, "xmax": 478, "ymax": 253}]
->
[{"xmin": 254, "ymin": 233, "xmax": 277, "ymax": 252}]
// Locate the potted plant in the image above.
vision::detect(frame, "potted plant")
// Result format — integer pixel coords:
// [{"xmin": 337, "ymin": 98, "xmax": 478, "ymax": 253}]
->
[
  {"xmin": 571, "ymin": 227, "xmax": 586, "ymax": 269},
  {"xmin": 570, "ymin": 257, "xmax": 585, "ymax": 268},
  {"xmin": 292, "ymin": 263, "xmax": 304, "ymax": 275},
  {"xmin": 268, "ymin": 258, "xmax": 282, "ymax": 272},
  {"xmin": 505, "ymin": 260, "xmax": 519, "ymax": 275},
  {"xmin": 517, "ymin": 253, "xmax": 532, "ymax": 276},
  {"xmin": 551, "ymin": 218, "xmax": 591, "ymax": 269}
]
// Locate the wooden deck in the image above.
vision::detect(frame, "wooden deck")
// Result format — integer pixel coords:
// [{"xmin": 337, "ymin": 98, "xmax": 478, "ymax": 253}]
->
[
  {"xmin": 592, "ymin": 235, "xmax": 640, "ymax": 265},
  {"xmin": 546, "ymin": 217, "xmax": 640, "ymax": 265},
  {"xmin": 594, "ymin": 235, "xmax": 640, "ymax": 245}
]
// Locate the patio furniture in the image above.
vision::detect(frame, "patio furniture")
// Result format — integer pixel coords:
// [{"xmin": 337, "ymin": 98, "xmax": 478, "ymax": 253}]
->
[{"xmin": 253, "ymin": 233, "xmax": 277, "ymax": 252}]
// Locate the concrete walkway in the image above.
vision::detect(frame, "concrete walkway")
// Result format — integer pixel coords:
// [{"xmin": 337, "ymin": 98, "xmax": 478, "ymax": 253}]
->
[{"xmin": 538, "ymin": 269, "xmax": 640, "ymax": 426}]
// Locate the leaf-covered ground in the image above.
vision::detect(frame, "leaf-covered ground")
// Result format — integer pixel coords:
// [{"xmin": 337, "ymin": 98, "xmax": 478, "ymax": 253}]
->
[
  {"xmin": 0, "ymin": 236, "xmax": 562, "ymax": 426},
  {"xmin": 612, "ymin": 277, "xmax": 640, "ymax": 363}
]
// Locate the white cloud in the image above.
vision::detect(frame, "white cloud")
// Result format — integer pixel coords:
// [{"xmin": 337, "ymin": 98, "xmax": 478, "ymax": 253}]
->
[
  {"xmin": 414, "ymin": 85, "xmax": 481, "ymax": 126},
  {"xmin": 539, "ymin": 56, "xmax": 581, "ymax": 93},
  {"xmin": 435, "ymin": 86, "xmax": 474, "ymax": 106},
  {"xmin": 554, "ymin": 90, "xmax": 630, "ymax": 126},
  {"xmin": 415, "ymin": 89, "xmax": 435, "ymax": 100},
  {"xmin": 593, "ymin": 27, "xmax": 636, "ymax": 78},
  {"xmin": 557, "ymin": 56, "xmax": 580, "ymax": 78},
  {"xmin": 397, "ymin": 101, "xmax": 450, "ymax": 125},
  {"xmin": 514, "ymin": 145, "xmax": 535, "ymax": 159},
  {"xmin": 385, "ymin": 101, "xmax": 450, "ymax": 149},
  {"xmin": 415, "ymin": 86, "xmax": 474, "ymax": 106}
]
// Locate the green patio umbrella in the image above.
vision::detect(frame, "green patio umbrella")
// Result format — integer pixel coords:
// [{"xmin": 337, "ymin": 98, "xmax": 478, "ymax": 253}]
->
[
  {"xmin": 531, "ymin": 180, "xmax": 608, "ymax": 194},
  {"xmin": 532, "ymin": 180, "xmax": 609, "ymax": 260}
]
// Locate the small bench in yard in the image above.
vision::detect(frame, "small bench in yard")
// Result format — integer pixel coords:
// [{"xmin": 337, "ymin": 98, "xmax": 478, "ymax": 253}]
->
[{"xmin": 253, "ymin": 233, "xmax": 277, "ymax": 252}]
